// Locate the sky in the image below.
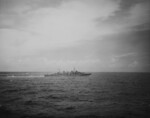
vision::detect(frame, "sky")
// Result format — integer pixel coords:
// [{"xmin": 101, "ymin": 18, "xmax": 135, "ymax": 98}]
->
[{"xmin": 0, "ymin": 0, "xmax": 150, "ymax": 72}]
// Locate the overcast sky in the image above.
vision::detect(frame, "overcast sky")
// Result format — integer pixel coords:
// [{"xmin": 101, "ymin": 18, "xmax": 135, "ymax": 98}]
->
[{"xmin": 0, "ymin": 0, "xmax": 150, "ymax": 72}]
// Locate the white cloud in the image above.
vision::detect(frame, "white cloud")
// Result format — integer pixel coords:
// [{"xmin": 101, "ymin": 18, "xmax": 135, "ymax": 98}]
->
[
  {"xmin": 0, "ymin": 0, "xmax": 121, "ymax": 57},
  {"xmin": 114, "ymin": 52, "xmax": 137, "ymax": 59},
  {"xmin": 2, "ymin": 0, "xmax": 149, "ymax": 71},
  {"xmin": 23, "ymin": 0, "xmax": 120, "ymax": 44}
]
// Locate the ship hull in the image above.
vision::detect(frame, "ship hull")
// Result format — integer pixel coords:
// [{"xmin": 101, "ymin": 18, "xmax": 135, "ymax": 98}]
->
[{"xmin": 44, "ymin": 73, "xmax": 91, "ymax": 77}]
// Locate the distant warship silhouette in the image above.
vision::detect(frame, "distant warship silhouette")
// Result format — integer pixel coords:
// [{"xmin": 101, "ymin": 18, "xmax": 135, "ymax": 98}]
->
[{"xmin": 45, "ymin": 68, "xmax": 91, "ymax": 77}]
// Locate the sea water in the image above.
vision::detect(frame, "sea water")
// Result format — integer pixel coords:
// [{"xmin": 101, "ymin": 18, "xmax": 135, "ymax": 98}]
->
[{"xmin": 0, "ymin": 72, "xmax": 150, "ymax": 118}]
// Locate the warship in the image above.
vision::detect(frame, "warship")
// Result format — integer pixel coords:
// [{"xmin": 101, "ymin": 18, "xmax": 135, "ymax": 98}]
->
[{"xmin": 44, "ymin": 69, "xmax": 91, "ymax": 77}]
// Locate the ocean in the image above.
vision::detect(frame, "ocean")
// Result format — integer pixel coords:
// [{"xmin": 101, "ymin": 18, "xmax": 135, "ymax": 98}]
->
[{"xmin": 0, "ymin": 72, "xmax": 150, "ymax": 118}]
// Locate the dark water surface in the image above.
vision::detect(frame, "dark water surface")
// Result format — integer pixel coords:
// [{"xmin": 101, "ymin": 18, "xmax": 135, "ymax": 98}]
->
[{"xmin": 0, "ymin": 72, "xmax": 150, "ymax": 118}]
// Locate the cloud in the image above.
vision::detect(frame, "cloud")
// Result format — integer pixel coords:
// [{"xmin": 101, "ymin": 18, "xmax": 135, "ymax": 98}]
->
[
  {"xmin": 95, "ymin": 0, "xmax": 150, "ymax": 33},
  {"xmin": 114, "ymin": 52, "xmax": 137, "ymax": 59},
  {"xmin": 124, "ymin": 1, "xmax": 150, "ymax": 30},
  {"xmin": 0, "ymin": 0, "xmax": 121, "ymax": 33},
  {"xmin": 0, "ymin": 0, "xmax": 122, "ymax": 57},
  {"xmin": 0, "ymin": 0, "xmax": 150, "ymax": 72}
]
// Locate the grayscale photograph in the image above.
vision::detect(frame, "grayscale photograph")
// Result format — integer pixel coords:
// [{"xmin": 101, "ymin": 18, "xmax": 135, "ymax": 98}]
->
[{"xmin": 0, "ymin": 0, "xmax": 150, "ymax": 118}]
